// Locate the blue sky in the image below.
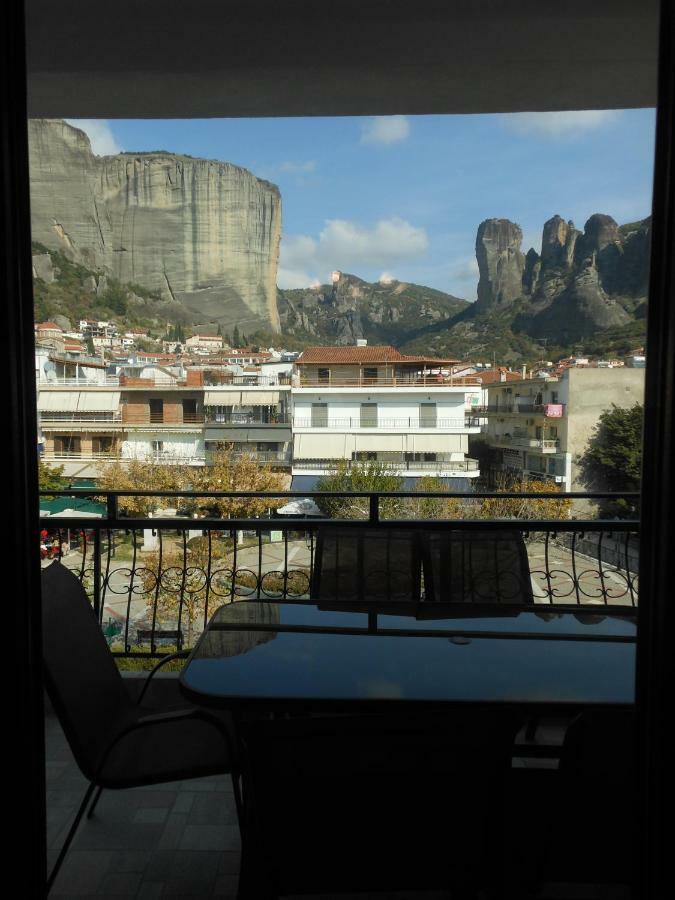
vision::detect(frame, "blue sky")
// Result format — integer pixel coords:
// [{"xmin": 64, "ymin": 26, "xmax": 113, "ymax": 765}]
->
[{"xmin": 69, "ymin": 110, "xmax": 656, "ymax": 300}]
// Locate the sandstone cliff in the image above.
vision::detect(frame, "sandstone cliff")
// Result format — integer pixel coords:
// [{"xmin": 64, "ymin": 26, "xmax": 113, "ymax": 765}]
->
[{"xmin": 29, "ymin": 119, "xmax": 281, "ymax": 332}]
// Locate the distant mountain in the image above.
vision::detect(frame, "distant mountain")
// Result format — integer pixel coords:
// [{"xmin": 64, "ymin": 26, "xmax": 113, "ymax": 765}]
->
[
  {"xmin": 278, "ymin": 272, "xmax": 470, "ymax": 346},
  {"xmin": 281, "ymin": 213, "xmax": 649, "ymax": 365}
]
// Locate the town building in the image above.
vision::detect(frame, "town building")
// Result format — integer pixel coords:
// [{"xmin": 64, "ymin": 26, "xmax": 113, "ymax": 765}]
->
[
  {"xmin": 290, "ymin": 343, "xmax": 481, "ymax": 487},
  {"xmin": 479, "ymin": 367, "xmax": 645, "ymax": 490}
]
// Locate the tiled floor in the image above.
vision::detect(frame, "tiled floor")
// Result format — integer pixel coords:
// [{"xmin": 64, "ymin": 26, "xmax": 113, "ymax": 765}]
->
[
  {"xmin": 46, "ymin": 710, "xmax": 631, "ymax": 899},
  {"xmin": 46, "ymin": 711, "xmax": 242, "ymax": 898}
]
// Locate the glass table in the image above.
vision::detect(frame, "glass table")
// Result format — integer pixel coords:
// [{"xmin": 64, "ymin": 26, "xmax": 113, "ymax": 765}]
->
[{"xmin": 180, "ymin": 600, "xmax": 636, "ymax": 712}]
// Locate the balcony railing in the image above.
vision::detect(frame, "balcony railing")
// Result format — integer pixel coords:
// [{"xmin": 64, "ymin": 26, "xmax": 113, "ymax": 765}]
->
[
  {"xmin": 39, "ymin": 412, "xmax": 123, "ymax": 423},
  {"xmin": 38, "ymin": 488, "xmax": 639, "ymax": 657},
  {"xmin": 493, "ymin": 436, "xmax": 560, "ymax": 451},
  {"xmin": 298, "ymin": 375, "xmax": 482, "ymax": 388},
  {"xmin": 476, "ymin": 403, "xmax": 566, "ymax": 416},
  {"xmin": 38, "ymin": 376, "xmax": 120, "ymax": 386},
  {"xmin": 205, "ymin": 413, "xmax": 290, "ymax": 425},
  {"xmin": 207, "ymin": 450, "xmax": 292, "ymax": 465},
  {"xmin": 203, "ymin": 374, "xmax": 292, "ymax": 387},
  {"xmin": 293, "ymin": 417, "xmax": 481, "ymax": 429},
  {"xmin": 292, "ymin": 457, "xmax": 480, "ymax": 472}
]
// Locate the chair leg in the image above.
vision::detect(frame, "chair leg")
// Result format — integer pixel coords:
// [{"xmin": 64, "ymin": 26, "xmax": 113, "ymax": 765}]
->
[
  {"xmin": 47, "ymin": 781, "xmax": 97, "ymax": 895},
  {"xmin": 86, "ymin": 785, "xmax": 104, "ymax": 819}
]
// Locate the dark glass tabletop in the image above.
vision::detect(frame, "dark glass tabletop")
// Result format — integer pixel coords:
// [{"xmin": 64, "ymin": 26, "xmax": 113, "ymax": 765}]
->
[{"xmin": 179, "ymin": 600, "xmax": 636, "ymax": 709}]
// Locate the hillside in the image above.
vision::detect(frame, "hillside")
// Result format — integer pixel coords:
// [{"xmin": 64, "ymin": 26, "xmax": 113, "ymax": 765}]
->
[{"xmin": 278, "ymin": 272, "xmax": 469, "ymax": 346}]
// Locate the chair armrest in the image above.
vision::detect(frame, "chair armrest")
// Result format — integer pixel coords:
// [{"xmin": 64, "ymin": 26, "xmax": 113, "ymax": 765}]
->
[
  {"xmin": 95, "ymin": 706, "xmax": 237, "ymax": 782},
  {"xmin": 136, "ymin": 651, "xmax": 190, "ymax": 705}
]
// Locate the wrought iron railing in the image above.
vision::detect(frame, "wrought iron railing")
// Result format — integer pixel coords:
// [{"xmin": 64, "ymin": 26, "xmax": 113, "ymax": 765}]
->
[
  {"xmin": 38, "ymin": 489, "xmax": 639, "ymax": 658},
  {"xmin": 293, "ymin": 417, "xmax": 481, "ymax": 429}
]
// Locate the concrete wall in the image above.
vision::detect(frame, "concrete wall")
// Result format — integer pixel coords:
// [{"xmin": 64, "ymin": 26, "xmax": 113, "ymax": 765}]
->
[{"xmin": 565, "ymin": 368, "xmax": 645, "ymax": 490}]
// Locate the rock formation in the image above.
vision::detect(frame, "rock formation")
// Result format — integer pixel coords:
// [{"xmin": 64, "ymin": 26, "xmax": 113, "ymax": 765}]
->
[
  {"xmin": 470, "ymin": 212, "xmax": 649, "ymax": 343},
  {"xmin": 475, "ymin": 218, "xmax": 526, "ymax": 311},
  {"xmin": 29, "ymin": 119, "xmax": 282, "ymax": 332}
]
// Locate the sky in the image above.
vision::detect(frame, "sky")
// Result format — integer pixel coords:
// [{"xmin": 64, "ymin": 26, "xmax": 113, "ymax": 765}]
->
[{"xmin": 67, "ymin": 110, "xmax": 656, "ymax": 301}]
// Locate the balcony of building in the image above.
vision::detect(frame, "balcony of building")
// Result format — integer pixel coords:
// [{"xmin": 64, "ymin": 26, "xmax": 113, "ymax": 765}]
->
[
  {"xmin": 292, "ymin": 455, "xmax": 481, "ymax": 476},
  {"xmin": 297, "ymin": 371, "xmax": 482, "ymax": 389},
  {"xmin": 477, "ymin": 403, "xmax": 565, "ymax": 417},
  {"xmin": 489, "ymin": 433, "xmax": 561, "ymax": 452},
  {"xmin": 39, "ymin": 487, "xmax": 640, "ymax": 897},
  {"xmin": 293, "ymin": 415, "xmax": 482, "ymax": 431},
  {"xmin": 203, "ymin": 373, "xmax": 292, "ymax": 387}
]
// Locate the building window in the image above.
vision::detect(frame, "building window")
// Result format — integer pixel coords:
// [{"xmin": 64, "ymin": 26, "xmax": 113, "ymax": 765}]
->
[
  {"xmin": 149, "ymin": 399, "xmax": 164, "ymax": 423},
  {"xmin": 360, "ymin": 403, "xmax": 377, "ymax": 427},
  {"xmin": 151, "ymin": 440, "xmax": 164, "ymax": 454},
  {"xmin": 92, "ymin": 436, "xmax": 113, "ymax": 455},
  {"xmin": 182, "ymin": 398, "xmax": 198, "ymax": 422},
  {"xmin": 318, "ymin": 368, "xmax": 330, "ymax": 384},
  {"xmin": 311, "ymin": 403, "xmax": 328, "ymax": 427},
  {"xmin": 420, "ymin": 403, "xmax": 437, "ymax": 427},
  {"xmin": 54, "ymin": 435, "xmax": 80, "ymax": 455},
  {"xmin": 363, "ymin": 367, "xmax": 378, "ymax": 383}
]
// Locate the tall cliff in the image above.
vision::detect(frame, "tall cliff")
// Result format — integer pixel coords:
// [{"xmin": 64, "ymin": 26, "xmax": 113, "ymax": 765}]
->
[
  {"xmin": 474, "ymin": 212, "xmax": 649, "ymax": 342},
  {"xmin": 29, "ymin": 119, "xmax": 281, "ymax": 332}
]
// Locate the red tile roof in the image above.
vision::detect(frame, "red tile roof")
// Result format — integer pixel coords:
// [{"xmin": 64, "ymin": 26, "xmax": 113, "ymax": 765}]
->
[
  {"xmin": 475, "ymin": 368, "xmax": 522, "ymax": 385},
  {"xmin": 297, "ymin": 345, "xmax": 458, "ymax": 365}
]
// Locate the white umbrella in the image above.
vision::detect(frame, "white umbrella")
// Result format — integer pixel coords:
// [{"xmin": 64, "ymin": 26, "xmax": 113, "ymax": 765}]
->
[{"xmin": 276, "ymin": 498, "xmax": 324, "ymax": 517}]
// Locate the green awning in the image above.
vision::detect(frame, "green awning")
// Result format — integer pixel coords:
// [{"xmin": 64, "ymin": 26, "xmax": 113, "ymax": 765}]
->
[{"xmin": 39, "ymin": 496, "xmax": 106, "ymax": 516}]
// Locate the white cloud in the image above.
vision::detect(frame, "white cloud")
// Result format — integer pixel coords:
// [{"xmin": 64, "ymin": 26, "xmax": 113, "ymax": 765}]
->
[
  {"xmin": 279, "ymin": 217, "xmax": 429, "ymax": 287},
  {"xmin": 361, "ymin": 115, "xmax": 410, "ymax": 145},
  {"xmin": 64, "ymin": 119, "xmax": 122, "ymax": 155},
  {"xmin": 278, "ymin": 160, "xmax": 317, "ymax": 174},
  {"xmin": 378, "ymin": 272, "xmax": 395, "ymax": 285},
  {"xmin": 319, "ymin": 218, "xmax": 428, "ymax": 266},
  {"xmin": 500, "ymin": 110, "xmax": 622, "ymax": 139}
]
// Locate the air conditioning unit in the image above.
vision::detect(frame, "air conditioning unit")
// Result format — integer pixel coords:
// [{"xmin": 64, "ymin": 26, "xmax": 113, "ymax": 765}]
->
[{"xmin": 554, "ymin": 476, "xmax": 564, "ymax": 483}]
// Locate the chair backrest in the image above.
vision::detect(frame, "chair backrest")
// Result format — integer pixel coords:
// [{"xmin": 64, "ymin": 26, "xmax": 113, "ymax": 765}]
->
[
  {"xmin": 310, "ymin": 527, "xmax": 422, "ymax": 604},
  {"xmin": 422, "ymin": 528, "xmax": 534, "ymax": 604},
  {"xmin": 41, "ymin": 562, "xmax": 132, "ymax": 779}
]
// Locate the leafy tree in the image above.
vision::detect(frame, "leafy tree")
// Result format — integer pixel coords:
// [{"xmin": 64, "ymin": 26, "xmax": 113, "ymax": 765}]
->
[
  {"xmin": 96, "ymin": 458, "xmax": 192, "ymax": 516},
  {"xmin": 189, "ymin": 449, "xmax": 286, "ymax": 517},
  {"xmin": 577, "ymin": 403, "xmax": 643, "ymax": 493},
  {"xmin": 38, "ymin": 458, "xmax": 66, "ymax": 495},
  {"xmin": 232, "ymin": 325, "xmax": 241, "ymax": 348},
  {"xmin": 462, "ymin": 475, "xmax": 572, "ymax": 521},
  {"xmin": 139, "ymin": 539, "xmax": 231, "ymax": 647},
  {"xmin": 314, "ymin": 461, "xmax": 405, "ymax": 519},
  {"xmin": 96, "ymin": 448, "xmax": 285, "ymax": 518}
]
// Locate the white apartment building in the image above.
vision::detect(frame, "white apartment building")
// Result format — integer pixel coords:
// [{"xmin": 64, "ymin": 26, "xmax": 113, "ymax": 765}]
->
[
  {"xmin": 290, "ymin": 344, "xmax": 481, "ymax": 487},
  {"xmin": 480, "ymin": 367, "xmax": 645, "ymax": 490}
]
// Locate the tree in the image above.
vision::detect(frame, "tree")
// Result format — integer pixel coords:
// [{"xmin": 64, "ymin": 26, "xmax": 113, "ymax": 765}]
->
[
  {"xmin": 577, "ymin": 402, "xmax": 643, "ymax": 516},
  {"xmin": 188, "ymin": 449, "xmax": 286, "ymax": 518},
  {"xmin": 232, "ymin": 325, "xmax": 241, "ymax": 348},
  {"xmin": 139, "ymin": 538, "xmax": 231, "ymax": 647},
  {"xmin": 38, "ymin": 458, "xmax": 66, "ymax": 494},
  {"xmin": 462, "ymin": 475, "xmax": 572, "ymax": 521},
  {"xmin": 314, "ymin": 464, "xmax": 571, "ymax": 522},
  {"xmin": 96, "ymin": 448, "xmax": 286, "ymax": 518}
]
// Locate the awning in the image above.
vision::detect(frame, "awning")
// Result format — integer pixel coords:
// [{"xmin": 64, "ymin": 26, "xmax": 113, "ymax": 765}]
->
[
  {"xmin": 246, "ymin": 427, "xmax": 291, "ymax": 443},
  {"xmin": 204, "ymin": 391, "xmax": 242, "ymax": 406},
  {"xmin": 241, "ymin": 391, "xmax": 279, "ymax": 405},
  {"xmin": 293, "ymin": 433, "xmax": 346, "ymax": 459},
  {"xmin": 37, "ymin": 392, "xmax": 80, "ymax": 412},
  {"xmin": 37, "ymin": 391, "xmax": 120, "ymax": 412},
  {"xmin": 77, "ymin": 391, "xmax": 120, "ymax": 411}
]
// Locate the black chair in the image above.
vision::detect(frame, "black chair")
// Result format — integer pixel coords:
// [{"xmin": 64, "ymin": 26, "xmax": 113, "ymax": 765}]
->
[
  {"xmin": 41, "ymin": 562, "xmax": 241, "ymax": 893},
  {"xmin": 236, "ymin": 709, "xmax": 521, "ymax": 898},
  {"xmin": 422, "ymin": 528, "xmax": 534, "ymax": 604},
  {"xmin": 310, "ymin": 526, "xmax": 422, "ymax": 604}
]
